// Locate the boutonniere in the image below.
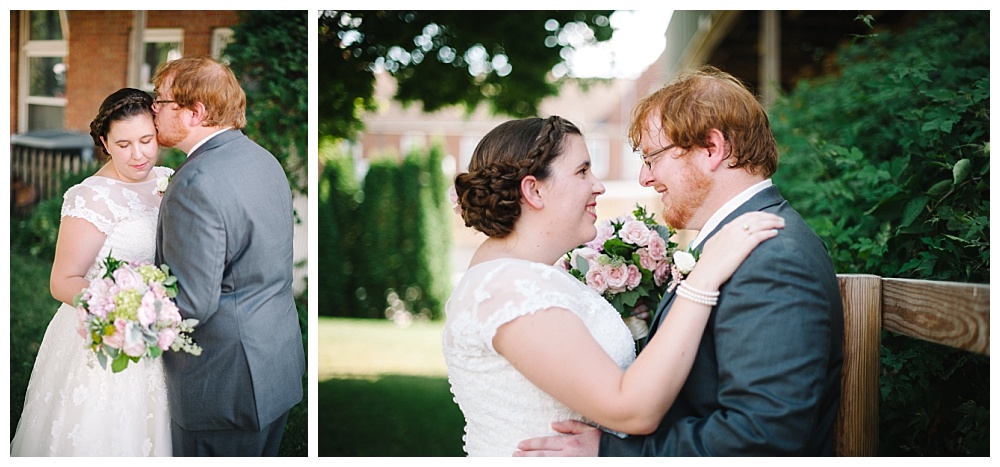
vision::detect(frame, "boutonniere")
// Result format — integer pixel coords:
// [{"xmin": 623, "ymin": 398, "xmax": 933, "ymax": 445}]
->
[
  {"xmin": 666, "ymin": 250, "xmax": 699, "ymax": 293},
  {"xmin": 156, "ymin": 176, "xmax": 171, "ymax": 196}
]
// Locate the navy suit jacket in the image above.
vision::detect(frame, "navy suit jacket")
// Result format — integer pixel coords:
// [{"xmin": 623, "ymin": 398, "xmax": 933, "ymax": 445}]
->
[
  {"xmin": 600, "ymin": 185, "xmax": 843, "ymax": 456},
  {"xmin": 156, "ymin": 130, "xmax": 305, "ymax": 432}
]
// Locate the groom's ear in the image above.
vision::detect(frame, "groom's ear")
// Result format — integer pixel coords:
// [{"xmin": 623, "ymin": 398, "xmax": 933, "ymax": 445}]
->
[
  {"xmin": 704, "ymin": 128, "xmax": 729, "ymax": 171},
  {"xmin": 521, "ymin": 176, "xmax": 545, "ymax": 210},
  {"xmin": 188, "ymin": 102, "xmax": 209, "ymax": 127}
]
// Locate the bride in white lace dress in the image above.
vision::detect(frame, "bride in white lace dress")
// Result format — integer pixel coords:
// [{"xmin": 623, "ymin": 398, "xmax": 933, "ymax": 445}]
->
[
  {"xmin": 443, "ymin": 116, "xmax": 784, "ymax": 456},
  {"xmin": 10, "ymin": 88, "xmax": 174, "ymax": 456}
]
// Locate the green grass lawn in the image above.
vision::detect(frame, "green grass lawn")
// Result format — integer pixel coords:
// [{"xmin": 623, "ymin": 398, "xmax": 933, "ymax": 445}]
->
[
  {"xmin": 9, "ymin": 246, "xmax": 308, "ymax": 456},
  {"xmin": 317, "ymin": 317, "xmax": 466, "ymax": 456}
]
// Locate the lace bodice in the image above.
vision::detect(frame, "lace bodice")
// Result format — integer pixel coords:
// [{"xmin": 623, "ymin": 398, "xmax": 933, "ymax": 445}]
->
[
  {"xmin": 442, "ymin": 258, "xmax": 636, "ymax": 456},
  {"xmin": 61, "ymin": 167, "xmax": 173, "ymax": 275}
]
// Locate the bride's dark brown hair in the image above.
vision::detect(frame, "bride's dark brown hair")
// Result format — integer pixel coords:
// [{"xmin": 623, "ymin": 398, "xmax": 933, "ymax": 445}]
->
[
  {"xmin": 454, "ymin": 115, "xmax": 581, "ymax": 238},
  {"xmin": 89, "ymin": 88, "xmax": 155, "ymax": 160}
]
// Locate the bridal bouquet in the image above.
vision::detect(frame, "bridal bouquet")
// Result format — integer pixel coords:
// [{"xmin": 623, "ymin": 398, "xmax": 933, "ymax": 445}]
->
[
  {"xmin": 560, "ymin": 205, "xmax": 697, "ymax": 342},
  {"xmin": 74, "ymin": 252, "xmax": 202, "ymax": 373}
]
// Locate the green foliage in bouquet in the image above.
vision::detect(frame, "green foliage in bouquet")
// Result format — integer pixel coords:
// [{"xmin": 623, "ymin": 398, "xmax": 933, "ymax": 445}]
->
[
  {"xmin": 565, "ymin": 205, "xmax": 678, "ymax": 318},
  {"xmin": 769, "ymin": 11, "xmax": 988, "ymax": 455}
]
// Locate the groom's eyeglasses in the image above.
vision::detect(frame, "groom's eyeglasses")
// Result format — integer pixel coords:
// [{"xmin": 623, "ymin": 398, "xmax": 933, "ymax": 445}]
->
[
  {"xmin": 152, "ymin": 100, "xmax": 176, "ymax": 110},
  {"xmin": 638, "ymin": 144, "xmax": 676, "ymax": 170}
]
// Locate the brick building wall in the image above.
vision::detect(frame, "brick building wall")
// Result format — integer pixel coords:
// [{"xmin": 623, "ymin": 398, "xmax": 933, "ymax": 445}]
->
[
  {"xmin": 61, "ymin": 10, "xmax": 240, "ymax": 133},
  {"xmin": 11, "ymin": 10, "xmax": 240, "ymax": 134},
  {"xmin": 146, "ymin": 10, "xmax": 240, "ymax": 57},
  {"xmin": 64, "ymin": 11, "xmax": 133, "ymax": 133}
]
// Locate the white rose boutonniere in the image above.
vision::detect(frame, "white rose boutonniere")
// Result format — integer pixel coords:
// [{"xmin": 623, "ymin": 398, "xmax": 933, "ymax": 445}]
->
[
  {"xmin": 673, "ymin": 250, "xmax": 697, "ymax": 275},
  {"xmin": 664, "ymin": 250, "xmax": 699, "ymax": 294},
  {"xmin": 156, "ymin": 176, "xmax": 171, "ymax": 196}
]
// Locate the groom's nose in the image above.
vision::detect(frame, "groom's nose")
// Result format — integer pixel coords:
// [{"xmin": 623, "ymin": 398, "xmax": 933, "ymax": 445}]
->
[{"xmin": 638, "ymin": 164, "xmax": 655, "ymax": 187}]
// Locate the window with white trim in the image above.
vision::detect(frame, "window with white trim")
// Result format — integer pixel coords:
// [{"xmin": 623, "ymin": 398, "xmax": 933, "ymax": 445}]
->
[
  {"xmin": 211, "ymin": 27, "xmax": 235, "ymax": 62},
  {"xmin": 140, "ymin": 29, "xmax": 183, "ymax": 92},
  {"xmin": 19, "ymin": 10, "xmax": 68, "ymax": 132}
]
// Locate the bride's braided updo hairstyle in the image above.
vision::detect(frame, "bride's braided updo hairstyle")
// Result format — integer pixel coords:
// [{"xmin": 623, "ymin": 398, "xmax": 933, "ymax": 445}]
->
[
  {"xmin": 454, "ymin": 115, "xmax": 581, "ymax": 238},
  {"xmin": 89, "ymin": 88, "xmax": 155, "ymax": 159}
]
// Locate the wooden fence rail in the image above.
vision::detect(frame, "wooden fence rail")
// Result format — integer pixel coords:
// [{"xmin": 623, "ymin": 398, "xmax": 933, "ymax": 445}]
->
[{"xmin": 835, "ymin": 274, "xmax": 990, "ymax": 456}]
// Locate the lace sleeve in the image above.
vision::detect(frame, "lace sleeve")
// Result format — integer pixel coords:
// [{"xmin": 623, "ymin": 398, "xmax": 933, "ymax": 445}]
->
[
  {"xmin": 61, "ymin": 182, "xmax": 117, "ymax": 234},
  {"xmin": 469, "ymin": 260, "xmax": 584, "ymax": 344}
]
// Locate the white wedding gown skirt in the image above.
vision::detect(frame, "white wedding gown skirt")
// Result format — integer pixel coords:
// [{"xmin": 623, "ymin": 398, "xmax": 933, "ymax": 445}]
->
[{"xmin": 10, "ymin": 303, "xmax": 172, "ymax": 456}]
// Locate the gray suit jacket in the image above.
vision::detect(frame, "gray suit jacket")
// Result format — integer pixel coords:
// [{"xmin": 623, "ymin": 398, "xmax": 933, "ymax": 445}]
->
[
  {"xmin": 600, "ymin": 185, "xmax": 843, "ymax": 456},
  {"xmin": 156, "ymin": 129, "xmax": 305, "ymax": 432}
]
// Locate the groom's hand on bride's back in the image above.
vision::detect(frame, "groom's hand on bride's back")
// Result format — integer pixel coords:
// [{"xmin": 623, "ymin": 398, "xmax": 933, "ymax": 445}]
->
[{"xmin": 514, "ymin": 420, "xmax": 600, "ymax": 457}]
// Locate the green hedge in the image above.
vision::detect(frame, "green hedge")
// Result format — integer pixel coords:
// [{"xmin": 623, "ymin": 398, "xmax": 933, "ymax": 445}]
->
[
  {"xmin": 316, "ymin": 143, "xmax": 362, "ymax": 317},
  {"xmin": 317, "ymin": 142, "xmax": 452, "ymax": 320},
  {"xmin": 770, "ymin": 11, "xmax": 988, "ymax": 456}
]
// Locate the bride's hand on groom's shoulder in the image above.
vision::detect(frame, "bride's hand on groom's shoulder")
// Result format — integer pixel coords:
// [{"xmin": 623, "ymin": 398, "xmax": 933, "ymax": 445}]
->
[
  {"xmin": 513, "ymin": 420, "xmax": 600, "ymax": 457},
  {"xmin": 689, "ymin": 212, "xmax": 785, "ymax": 290}
]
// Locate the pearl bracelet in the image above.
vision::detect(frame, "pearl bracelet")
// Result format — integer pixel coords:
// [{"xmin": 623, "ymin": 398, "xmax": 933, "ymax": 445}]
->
[{"xmin": 675, "ymin": 280, "xmax": 719, "ymax": 306}]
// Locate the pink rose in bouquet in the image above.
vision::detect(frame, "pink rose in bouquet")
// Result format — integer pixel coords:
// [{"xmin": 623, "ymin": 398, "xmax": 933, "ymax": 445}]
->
[
  {"xmin": 74, "ymin": 252, "xmax": 202, "ymax": 373},
  {"xmin": 562, "ymin": 205, "xmax": 697, "ymax": 343}
]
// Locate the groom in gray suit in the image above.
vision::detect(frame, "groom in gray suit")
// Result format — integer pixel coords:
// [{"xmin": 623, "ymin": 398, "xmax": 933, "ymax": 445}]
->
[
  {"xmin": 152, "ymin": 56, "xmax": 305, "ymax": 456},
  {"xmin": 517, "ymin": 66, "xmax": 843, "ymax": 456}
]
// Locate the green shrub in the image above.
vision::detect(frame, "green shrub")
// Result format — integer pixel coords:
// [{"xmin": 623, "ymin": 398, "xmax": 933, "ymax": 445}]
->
[
  {"xmin": 317, "ymin": 143, "xmax": 452, "ymax": 320},
  {"xmin": 316, "ymin": 141, "xmax": 362, "ymax": 316},
  {"xmin": 15, "ymin": 168, "xmax": 96, "ymax": 259},
  {"xmin": 770, "ymin": 11, "xmax": 988, "ymax": 456},
  {"xmin": 395, "ymin": 145, "xmax": 452, "ymax": 320}
]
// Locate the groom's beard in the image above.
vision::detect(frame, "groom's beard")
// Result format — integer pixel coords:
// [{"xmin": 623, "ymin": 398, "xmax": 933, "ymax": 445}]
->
[
  {"xmin": 155, "ymin": 117, "xmax": 190, "ymax": 149},
  {"xmin": 661, "ymin": 161, "xmax": 711, "ymax": 229}
]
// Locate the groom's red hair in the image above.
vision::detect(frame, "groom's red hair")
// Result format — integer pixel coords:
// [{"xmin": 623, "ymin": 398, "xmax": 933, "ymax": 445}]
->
[{"xmin": 153, "ymin": 56, "xmax": 247, "ymax": 130}]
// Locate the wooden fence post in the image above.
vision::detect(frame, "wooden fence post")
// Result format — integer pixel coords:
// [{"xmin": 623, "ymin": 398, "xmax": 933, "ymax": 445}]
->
[{"xmin": 835, "ymin": 274, "xmax": 882, "ymax": 456}]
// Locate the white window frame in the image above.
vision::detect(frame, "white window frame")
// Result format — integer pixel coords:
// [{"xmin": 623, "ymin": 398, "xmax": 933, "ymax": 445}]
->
[
  {"xmin": 138, "ymin": 28, "xmax": 184, "ymax": 92},
  {"xmin": 18, "ymin": 10, "xmax": 69, "ymax": 133},
  {"xmin": 211, "ymin": 27, "xmax": 234, "ymax": 61}
]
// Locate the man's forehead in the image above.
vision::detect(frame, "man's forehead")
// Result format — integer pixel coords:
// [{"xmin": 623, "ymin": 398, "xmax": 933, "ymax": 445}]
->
[{"xmin": 641, "ymin": 111, "xmax": 668, "ymax": 141}]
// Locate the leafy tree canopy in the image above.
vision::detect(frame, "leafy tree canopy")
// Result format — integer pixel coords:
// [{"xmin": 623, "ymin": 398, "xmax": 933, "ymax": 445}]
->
[{"xmin": 318, "ymin": 10, "xmax": 615, "ymax": 140}]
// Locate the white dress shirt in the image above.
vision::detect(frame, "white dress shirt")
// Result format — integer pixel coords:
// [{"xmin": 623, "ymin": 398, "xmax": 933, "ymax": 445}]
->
[
  {"xmin": 688, "ymin": 179, "xmax": 773, "ymax": 251},
  {"xmin": 185, "ymin": 128, "xmax": 231, "ymax": 156}
]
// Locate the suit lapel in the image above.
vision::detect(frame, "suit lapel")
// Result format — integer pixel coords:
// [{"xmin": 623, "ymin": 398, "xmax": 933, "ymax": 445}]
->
[
  {"xmin": 646, "ymin": 288, "xmax": 677, "ymax": 341},
  {"xmin": 696, "ymin": 185, "xmax": 785, "ymax": 249},
  {"xmin": 644, "ymin": 185, "xmax": 786, "ymax": 343}
]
